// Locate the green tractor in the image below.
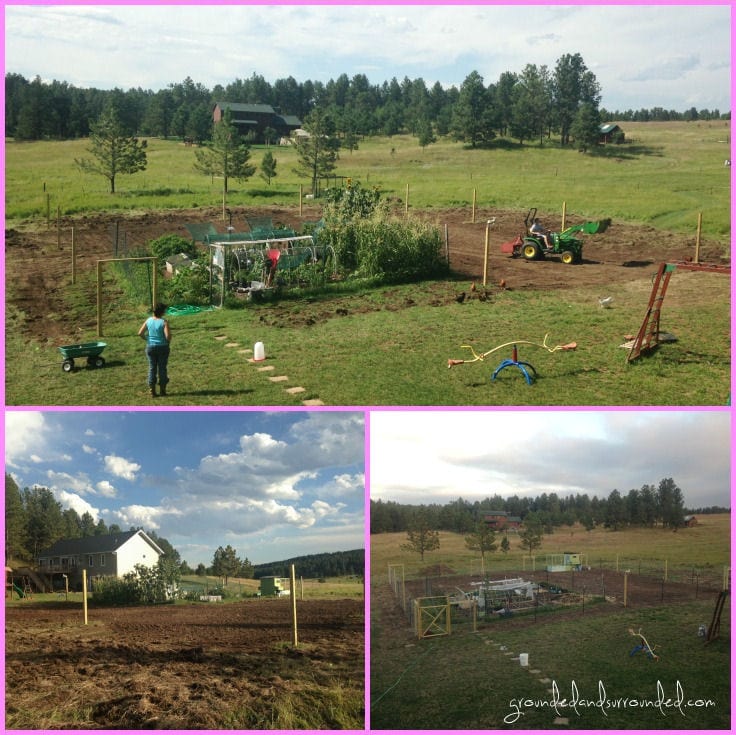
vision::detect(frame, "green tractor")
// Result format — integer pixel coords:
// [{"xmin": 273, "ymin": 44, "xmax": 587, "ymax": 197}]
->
[{"xmin": 507, "ymin": 208, "xmax": 610, "ymax": 264}]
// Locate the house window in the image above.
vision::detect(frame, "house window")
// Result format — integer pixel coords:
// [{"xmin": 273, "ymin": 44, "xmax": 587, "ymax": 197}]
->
[
  {"xmin": 87, "ymin": 555, "xmax": 94, "ymax": 567},
  {"xmin": 99, "ymin": 554, "xmax": 105, "ymax": 567}
]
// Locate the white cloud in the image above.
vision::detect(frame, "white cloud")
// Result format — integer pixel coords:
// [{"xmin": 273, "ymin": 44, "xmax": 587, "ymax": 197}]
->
[
  {"xmin": 173, "ymin": 417, "xmax": 364, "ymax": 504},
  {"xmin": 96, "ymin": 480, "xmax": 117, "ymax": 498},
  {"xmin": 370, "ymin": 411, "xmax": 730, "ymax": 507},
  {"xmin": 82, "ymin": 444, "xmax": 97, "ymax": 455},
  {"xmin": 56, "ymin": 491, "xmax": 99, "ymax": 521},
  {"xmin": 6, "ymin": 5, "xmax": 725, "ymax": 111},
  {"xmin": 112, "ymin": 504, "xmax": 172, "ymax": 530},
  {"xmin": 5, "ymin": 411, "xmax": 48, "ymax": 467},
  {"xmin": 45, "ymin": 470, "xmax": 96, "ymax": 496},
  {"xmin": 104, "ymin": 454, "xmax": 141, "ymax": 481},
  {"xmin": 321, "ymin": 473, "xmax": 365, "ymax": 499}
]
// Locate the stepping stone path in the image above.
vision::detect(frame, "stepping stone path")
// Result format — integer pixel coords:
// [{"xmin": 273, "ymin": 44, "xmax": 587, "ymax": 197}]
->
[
  {"xmin": 214, "ymin": 335, "xmax": 324, "ymax": 405},
  {"xmin": 490, "ymin": 642, "xmax": 567, "ymax": 726}
]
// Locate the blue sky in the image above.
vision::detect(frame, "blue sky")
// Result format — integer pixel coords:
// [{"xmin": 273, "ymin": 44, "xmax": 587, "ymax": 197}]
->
[
  {"xmin": 370, "ymin": 410, "xmax": 731, "ymax": 508},
  {"xmin": 4, "ymin": 3, "xmax": 730, "ymax": 113},
  {"xmin": 5, "ymin": 410, "xmax": 365, "ymax": 566}
]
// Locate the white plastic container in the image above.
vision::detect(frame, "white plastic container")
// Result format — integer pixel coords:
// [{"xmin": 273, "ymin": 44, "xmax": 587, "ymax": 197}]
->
[
  {"xmin": 519, "ymin": 653, "xmax": 529, "ymax": 667},
  {"xmin": 253, "ymin": 341, "xmax": 265, "ymax": 361}
]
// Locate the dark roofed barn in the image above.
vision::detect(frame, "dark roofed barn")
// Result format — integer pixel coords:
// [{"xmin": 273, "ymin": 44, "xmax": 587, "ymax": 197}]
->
[{"xmin": 213, "ymin": 102, "xmax": 301, "ymax": 143}]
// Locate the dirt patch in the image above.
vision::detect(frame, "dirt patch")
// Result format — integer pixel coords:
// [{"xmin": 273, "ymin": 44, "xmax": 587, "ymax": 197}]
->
[
  {"xmin": 406, "ymin": 568, "xmax": 721, "ymax": 610},
  {"xmin": 5, "ymin": 598, "xmax": 364, "ymax": 729},
  {"xmin": 5, "ymin": 205, "xmax": 728, "ymax": 346}
]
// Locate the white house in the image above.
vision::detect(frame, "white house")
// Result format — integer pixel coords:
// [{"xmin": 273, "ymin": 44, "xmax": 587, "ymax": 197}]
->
[{"xmin": 37, "ymin": 529, "xmax": 164, "ymax": 590}]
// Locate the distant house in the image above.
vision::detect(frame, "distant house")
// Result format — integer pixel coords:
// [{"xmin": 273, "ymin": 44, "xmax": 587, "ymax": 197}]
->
[
  {"xmin": 483, "ymin": 511, "xmax": 522, "ymax": 530},
  {"xmin": 37, "ymin": 529, "xmax": 164, "ymax": 590},
  {"xmin": 683, "ymin": 515, "xmax": 698, "ymax": 527},
  {"xmin": 213, "ymin": 102, "xmax": 301, "ymax": 143},
  {"xmin": 599, "ymin": 123, "xmax": 624, "ymax": 144}
]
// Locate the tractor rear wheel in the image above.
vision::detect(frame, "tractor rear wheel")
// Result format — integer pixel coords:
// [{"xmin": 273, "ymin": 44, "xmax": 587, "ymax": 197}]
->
[{"xmin": 523, "ymin": 242, "xmax": 541, "ymax": 261}]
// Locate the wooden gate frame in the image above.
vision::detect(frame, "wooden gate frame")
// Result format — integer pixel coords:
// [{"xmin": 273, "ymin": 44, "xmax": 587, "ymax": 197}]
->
[{"xmin": 414, "ymin": 595, "xmax": 451, "ymax": 639}]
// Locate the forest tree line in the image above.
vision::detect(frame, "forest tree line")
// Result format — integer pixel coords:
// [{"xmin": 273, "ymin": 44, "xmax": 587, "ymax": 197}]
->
[
  {"xmin": 371, "ymin": 477, "xmax": 729, "ymax": 536},
  {"xmin": 5, "ymin": 51, "xmax": 728, "ymax": 147},
  {"xmin": 253, "ymin": 549, "xmax": 364, "ymax": 580},
  {"xmin": 5, "ymin": 474, "xmax": 360, "ymax": 580}
]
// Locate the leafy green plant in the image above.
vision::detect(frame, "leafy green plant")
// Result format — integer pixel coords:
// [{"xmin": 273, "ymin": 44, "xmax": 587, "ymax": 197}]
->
[
  {"xmin": 162, "ymin": 255, "xmax": 211, "ymax": 305},
  {"xmin": 149, "ymin": 233, "xmax": 197, "ymax": 260}
]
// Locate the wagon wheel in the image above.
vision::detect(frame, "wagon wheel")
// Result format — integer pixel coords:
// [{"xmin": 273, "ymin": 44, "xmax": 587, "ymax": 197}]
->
[
  {"xmin": 62, "ymin": 359, "xmax": 74, "ymax": 372},
  {"xmin": 561, "ymin": 250, "xmax": 575, "ymax": 265},
  {"xmin": 88, "ymin": 356, "xmax": 106, "ymax": 368}
]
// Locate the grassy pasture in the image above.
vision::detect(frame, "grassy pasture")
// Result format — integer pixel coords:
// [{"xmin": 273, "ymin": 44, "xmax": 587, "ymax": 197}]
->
[
  {"xmin": 5, "ymin": 120, "xmax": 731, "ymax": 238},
  {"xmin": 370, "ymin": 518, "xmax": 730, "ymax": 729},
  {"xmin": 6, "ymin": 275, "xmax": 729, "ymax": 406},
  {"xmin": 370, "ymin": 515, "xmax": 731, "ymax": 582}
]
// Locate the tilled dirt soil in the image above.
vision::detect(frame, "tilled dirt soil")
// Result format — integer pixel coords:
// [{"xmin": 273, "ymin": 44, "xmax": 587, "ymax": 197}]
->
[
  {"xmin": 5, "ymin": 598, "xmax": 364, "ymax": 729},
  {"xmin": 5, "ymin": 205, "xmax": 728, "ymax": 346},
  {"xmin": 405, "ymin": 568, "xmax": 722, "ymax": 611}
]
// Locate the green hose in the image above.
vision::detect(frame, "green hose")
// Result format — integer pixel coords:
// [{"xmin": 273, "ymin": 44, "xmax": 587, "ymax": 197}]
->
[{"xmin": 164, "ymin": 304, "xmax": 214, "ymax": 316}]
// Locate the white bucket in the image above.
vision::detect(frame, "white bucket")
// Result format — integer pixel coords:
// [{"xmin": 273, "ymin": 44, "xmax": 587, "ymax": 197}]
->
[
  {"xmin": 253, "ymin": 341, "xmax": 265, "ymax": 361},
  {"xmin": 519, "ymin": 653, "xmax": 529, "ymax": 667}
]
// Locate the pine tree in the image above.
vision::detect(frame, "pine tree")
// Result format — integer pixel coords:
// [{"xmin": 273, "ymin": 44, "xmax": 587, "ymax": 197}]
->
[
  {"xmin": 211, "ymin": 545, "xmax": 242, "ymax": 584},
  {"xmin": 75, "ymin": 108, "xmax": 147, "ymax": 193},
  {"xmin": 293, "ymin": 106, "xmax": 340, "ymax": 196},
  {"xmin": 401, "ymin": 508, "xmax": 440, "ymax": 561},
  {"xmin": 194, "ymin": 109, "xmax": 255, "ymax": 193},
  {"xmin": 464, "ymin": 521, "xmax": 497, "ymax": 569},
  {"xmin": 260, "ymin": 150, "xmax": 278, "ymax": 185}
]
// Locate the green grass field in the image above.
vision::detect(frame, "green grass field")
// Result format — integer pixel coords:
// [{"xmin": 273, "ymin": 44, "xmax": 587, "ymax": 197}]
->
[
  {"xmin": 6, "ymin": 270, "xmax": 731, "ymax": 406},
  {"xmin": 5, "ymin": 121, "xmax": 731, "ymax": 238},
  {"xmin": 370, "ymin": 515, "xmax": 731, "ymax": 584},
  {"xmin": 370, "ymin": 518, "xmax": 730, "ymax": 729}
]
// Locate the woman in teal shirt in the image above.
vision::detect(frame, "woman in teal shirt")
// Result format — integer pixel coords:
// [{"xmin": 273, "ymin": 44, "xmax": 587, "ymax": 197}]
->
[{"xmin": 138, "ymin": 303, "xmax": 171, "ymax": 397}]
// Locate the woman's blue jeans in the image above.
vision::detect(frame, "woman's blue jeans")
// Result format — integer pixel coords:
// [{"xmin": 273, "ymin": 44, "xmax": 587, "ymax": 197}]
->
[{"xmin": 146, "ymin": 344, "xmax": 170, "ymax": 388}]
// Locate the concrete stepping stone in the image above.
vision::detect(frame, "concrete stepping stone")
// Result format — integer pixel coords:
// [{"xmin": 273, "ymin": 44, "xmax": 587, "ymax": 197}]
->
[
  {"xmin": 215, "ymin": 335, "xmax": 228, "ymax": 340},
  {"xmin": 224, "ymin": 342, "xmax": 239, "ymax": 348},
  {"xmin": 269, "ymin": 375, "xmax": 289, "ymax": 382},
  {"xmin": 285, "ymin": 386, "xmax": 305, "ymax": 394},
  {"xmin": 257, "ymin": 365, "xmax": 275, "ymax": 371},
  {"xmin": 302, "ymin": 399, "xmax": 324, "ymax": 406}
]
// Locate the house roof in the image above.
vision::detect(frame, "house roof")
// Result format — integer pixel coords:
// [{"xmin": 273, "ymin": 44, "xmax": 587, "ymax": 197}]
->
[
  {"xmin": 215, "ymin": 102, "xmax": 301, "ymax": 128},
  {"xmin": 38, "ymin": 530, "xmax": 164, "ymax": 558},
  {"xmin": 484, "ymin": 512, "xmax": 522, "ymax": 523},
  {"xmin": 600, "ymin": 123, "xmax": 621, "ymax": 134},
  {"xmin": 216, "ymin": 101, "xmax": 276, "ymax": 115}
]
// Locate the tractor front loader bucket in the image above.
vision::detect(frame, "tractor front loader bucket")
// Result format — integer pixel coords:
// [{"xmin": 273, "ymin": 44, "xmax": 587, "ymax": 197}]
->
[{"xmin": 581, "ymin": 218, "xmax": 611, "ymax": 235}]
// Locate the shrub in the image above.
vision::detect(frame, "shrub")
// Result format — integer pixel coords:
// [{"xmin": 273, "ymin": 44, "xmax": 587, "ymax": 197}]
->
[
  {"xmin": 162, "ymin": 255, "xmax": 211, "ymax": 305},
  {"xmin": 323, "ymin": 181, "xmax": 384, "ymax": 222},
  {"xmin": 91, "ymin": 562, "xmax": 176, "ymax": 606},
  {"xmin": 149, "ymin": 233, "xmax": 197, "ymax": 260}
]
